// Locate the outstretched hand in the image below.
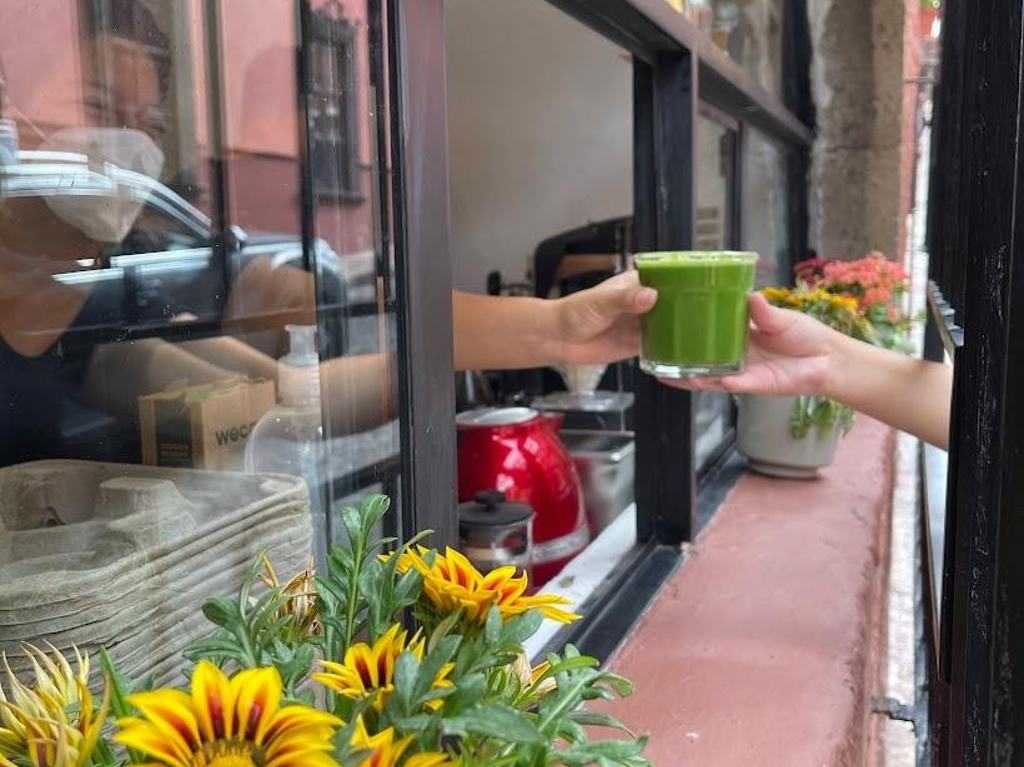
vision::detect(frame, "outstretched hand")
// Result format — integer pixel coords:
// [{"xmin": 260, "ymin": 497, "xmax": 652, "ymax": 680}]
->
[
  {"xmin": 557, "ymin": 270, "xmax": 658, "ymax": 365},
  {"xmin": 660, "ymin": 292, "xmax": 839, "ymax": 397}
]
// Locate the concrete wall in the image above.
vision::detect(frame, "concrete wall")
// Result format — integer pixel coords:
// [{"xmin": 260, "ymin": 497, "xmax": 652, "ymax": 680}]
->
[
  {"xmin": 445, "ymin": 0, "xmax": 632, "ymax": 293},
  {"xmin": 807, "ymin": 0, "xmax": 907, "ymax": 260}
]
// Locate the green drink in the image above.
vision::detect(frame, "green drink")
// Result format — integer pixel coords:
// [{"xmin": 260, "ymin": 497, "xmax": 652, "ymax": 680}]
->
[{"xmin": 634, "ymin": 251, "xmax": 757, "ymax": 378}]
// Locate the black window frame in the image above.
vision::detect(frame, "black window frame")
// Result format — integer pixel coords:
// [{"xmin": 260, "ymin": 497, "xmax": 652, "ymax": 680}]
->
[{"xmin": 921, "ymin": 0, "xmax": 1024, "ymax": 763}]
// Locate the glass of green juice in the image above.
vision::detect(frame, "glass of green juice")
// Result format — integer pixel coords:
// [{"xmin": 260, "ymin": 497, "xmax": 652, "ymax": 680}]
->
[{"xmin": 634, "ymin": 251, "xmax": 758, "ymax": 378}]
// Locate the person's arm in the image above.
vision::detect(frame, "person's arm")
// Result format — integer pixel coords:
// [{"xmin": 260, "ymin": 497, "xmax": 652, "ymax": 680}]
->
[
  {"xmin": 453, "ymin": 271, "xmax": 656, "ymax": 371},
  {"xmin": 86, "ymin": 268, "xmax": 654, "ymax": 432},
  {"xmin": 827, "ymin": 332, "xmax": 951, "ymax": 449},
  {"xmin": 671, "ymin": 293, "xmax": 952, "ymax": 449},
  {"xmin": 88, "ymin": 332, "xmax": 397, "ymax": 436}
]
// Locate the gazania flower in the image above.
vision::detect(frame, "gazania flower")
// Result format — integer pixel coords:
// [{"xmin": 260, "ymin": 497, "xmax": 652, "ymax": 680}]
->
[
  {"xmin": 115, "ymin": 660, "xmax": 342, "ymax": 767},
  {"xmin": 511, "ymin": 653, "xmax": 556, "ymax": 698},
  {"xmin": 391, "ymin": 547, "xmax": 578, "ymax": 625},
  {"xmin": 404, "ymin": 754, "xmax": 458, "ymax": 767},
  {"xmin": 314, "ymin": 624, "xmax": 452, "ymax": 711},
  {"xmin": 260, "ymin": 554, "xmax": 320, "ymax": 637},
  {"xmin": 346, "ymin": 717, "xmax": 456, "ymax": 767},
  {"xmin": 348, "ymin": 718, "xmax": 412, "ymax": 767},
  {"xmin": 0, "ymin": 645, "xmax": 108, "ymax": 767}
]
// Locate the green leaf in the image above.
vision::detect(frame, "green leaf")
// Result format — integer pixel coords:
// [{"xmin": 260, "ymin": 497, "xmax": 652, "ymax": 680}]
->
[
  {"xmin": 361, "ymin": 494, "xmax": 392, "ymax": 528},
  {"xmin": 596, "ymin": 672, "xmax": 635, "ymax": 699},
  {"xmin": 568, "ymin": 709, "xmax": 637, "ymax": 737},
  {"xmin": 556, "ymin": 717, "xmax": 588, "ymax": 745},
  {"xmin": 500, "ymin": 610, "xmax": 544, "ymax": 646},
  {"xmin": 394, "ymin": 568, "xmax": 424, "ymax": 607},
  {"xmin": 555, "ymin": 735, "xmax": 650, "ymax": 765},
  {"xmin": 385, "ymin": 712, "xmax": 434, "ymax": 733},
  {"xmin": 99, "ymin": 649, "xmax": 146, "ymax": 764},
  {"xmin": 443, "ymin": 704, "xmax": 544, "ymax": 744},
  {"xmin": 392, "ymin": 651, "xmax": 419, "ymax": 715},
  {"xmin": 340, "ymin": 505, "xmax": 364, "ymax": 550},
  {"xmin": 429, "ymin": 609, "xmax": 463, "ymax": 650},
  {"xmin": 484, "ymin": 605, "xmax": 503, "ymax": 645},
  {"xmin": 444, "ymin": 672, "xmax": 487, "ymax": 715},
  {"xmin": 545, "ymin": 655, "xmax": 599, "ymax": 677},
  {"xmin": 415, "ymin": 636, "xmax": 460, "ymax": 702},
  {"xmin": 200, "ymin": 597, "xmax": 237, "ymax": 629}
]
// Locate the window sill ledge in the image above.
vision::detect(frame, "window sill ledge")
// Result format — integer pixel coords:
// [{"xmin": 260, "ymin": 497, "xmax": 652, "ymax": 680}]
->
[{"xmin": 596, "ymin": 418, "xmax": 897, "ymax": 766}]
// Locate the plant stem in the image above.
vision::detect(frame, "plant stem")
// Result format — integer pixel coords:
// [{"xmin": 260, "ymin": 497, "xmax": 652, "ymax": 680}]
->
[{"xmin": 343, "ymin": 536, "xmax": 365, "ymax": 648}]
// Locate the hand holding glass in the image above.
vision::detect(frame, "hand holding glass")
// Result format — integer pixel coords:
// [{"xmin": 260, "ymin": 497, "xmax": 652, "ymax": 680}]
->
[{"xmin": 634, "ymin": 251, "xmax": 758, "ymax": 378}]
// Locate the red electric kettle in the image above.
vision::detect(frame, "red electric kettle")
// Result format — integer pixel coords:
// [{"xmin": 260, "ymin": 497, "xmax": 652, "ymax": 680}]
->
[{"xmin": 456, "ymin": 407, "xmax": 589, "ymax": 586}]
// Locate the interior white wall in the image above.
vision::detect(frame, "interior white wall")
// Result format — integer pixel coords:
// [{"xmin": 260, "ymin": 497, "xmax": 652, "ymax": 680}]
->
[{"xmin": 445, "ymin": 0, "xmax": 632, "ymax": 293}]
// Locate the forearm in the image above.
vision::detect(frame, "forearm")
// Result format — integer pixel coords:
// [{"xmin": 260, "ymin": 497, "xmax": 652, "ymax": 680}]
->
[
  {"xmin": 453, "ymin": 290, "xmax": 563, "ymax": 371},
  {"xmin": 182, "ymin": 335, "xmax": 396, "ymax": 434},
  {"xmin": 827, "ymin": 333, "xmax": 952, "ymax": 449},
  {"xmin": 88, "ymin": 335, "xmax": 395, "ymax": 436},
  {"xmin": 320, "ymin": 352, "xmax": 397, "ymax": 434}
]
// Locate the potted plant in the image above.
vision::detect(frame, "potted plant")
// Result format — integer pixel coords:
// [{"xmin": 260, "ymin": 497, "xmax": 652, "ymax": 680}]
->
[
  {"xmin": 738, "ymin": 253, "xmax": 914, "ymax": 478},
  {"xmin": 0, "ymin": 495, "xmax": 651, "ymax": 767}
]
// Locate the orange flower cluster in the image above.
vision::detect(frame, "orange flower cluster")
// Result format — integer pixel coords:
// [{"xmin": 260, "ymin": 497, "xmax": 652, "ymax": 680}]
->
[{"xmin": 795, "ymin": 252, "xmax": 909, "ymax": 312}]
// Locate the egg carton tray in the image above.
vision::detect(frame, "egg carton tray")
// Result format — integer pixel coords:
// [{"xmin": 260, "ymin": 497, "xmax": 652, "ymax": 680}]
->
[{"xmin": 0, "ymin": 460, "xmax": 314, "ymax": 683}]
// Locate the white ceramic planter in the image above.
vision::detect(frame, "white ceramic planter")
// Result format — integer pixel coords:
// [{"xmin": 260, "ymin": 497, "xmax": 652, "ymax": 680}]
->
[{"xmin": 736, "ymin": 394, "xmax": 842, "ymax": 479}]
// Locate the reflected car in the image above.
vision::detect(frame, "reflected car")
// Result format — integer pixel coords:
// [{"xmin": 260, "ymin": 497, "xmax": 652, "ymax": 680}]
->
[{"xmin": 0, "ymin": 149, "xmax": 355, "ymax": 356}]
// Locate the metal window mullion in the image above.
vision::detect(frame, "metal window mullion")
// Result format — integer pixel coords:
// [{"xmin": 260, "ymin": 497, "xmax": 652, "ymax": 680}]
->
[
  {"xmin": 633, "ymin": 51, "xmax": 697, "ymax": 546},
  {"xmin": 202, "ymin": 0, "xmax": 232, "ymax": 250},
  {"xmin": 387, "ymin": 0, "xmax": 457, "ymax": 548}
]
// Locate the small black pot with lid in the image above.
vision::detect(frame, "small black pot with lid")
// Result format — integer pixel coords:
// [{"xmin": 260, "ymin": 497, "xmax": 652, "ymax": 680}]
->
[{"xmin": 458, "ymin": 490, "xmax": 534, "ymax": 577}]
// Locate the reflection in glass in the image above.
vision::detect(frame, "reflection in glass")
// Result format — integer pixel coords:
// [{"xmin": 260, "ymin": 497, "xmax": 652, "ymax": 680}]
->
[
  {"xmin": 694, "ymin": 113, "xmax": 738, "ymax": 469},
  {"xmin": 689, "ymin": 0, "xmax": 784, "ymax": 97},
  {"xmin": 0, "ymin": 0, "xmax": 399, "ymax": 685},
  {"xmin": 743, "ymin": 129, "xmax": 789, "ymax": 287}
]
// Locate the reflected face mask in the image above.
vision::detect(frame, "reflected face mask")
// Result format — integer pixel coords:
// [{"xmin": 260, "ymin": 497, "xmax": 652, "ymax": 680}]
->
[{"xmin": 38, "ymin": 126, "xmax": 165, "ymax": 244}]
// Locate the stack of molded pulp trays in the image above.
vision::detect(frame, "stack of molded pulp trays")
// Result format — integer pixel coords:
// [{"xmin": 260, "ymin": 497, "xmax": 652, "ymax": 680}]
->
[{"xmin": 0, "ymin": 460, "xmax": 313, "ymax": 685}]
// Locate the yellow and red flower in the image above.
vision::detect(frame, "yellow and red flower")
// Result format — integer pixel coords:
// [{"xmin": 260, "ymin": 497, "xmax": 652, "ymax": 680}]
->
[
  {"xmin": 313, "ymin": 624, "xmax": 453, "ymax": 711},
  {"xmin": 390, "ymin": 547, "xmax": 578, "ymax": 626},
  {"xmin": 349, "ymin": 718, "xmax": 411, "ymax": 767},
  {"xmin": 347, "ymin": 718, "xmax": 455, "ymax": 767},
  {"xmin": 404, "ymin": 754, "xmax": 457, "ymax": 767},
  {"xmin": 114, "ymin": 660, "xmax": 341, "ymax": 767},
  {"xmin": 0, "ymin": 645, "xmax": 108, "ymax": 767}
]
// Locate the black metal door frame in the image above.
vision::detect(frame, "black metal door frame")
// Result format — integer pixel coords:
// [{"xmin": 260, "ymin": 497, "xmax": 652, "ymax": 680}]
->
[{"xmin": 923, "ymin": 0, "xmax": 1024, "ymax": 763}]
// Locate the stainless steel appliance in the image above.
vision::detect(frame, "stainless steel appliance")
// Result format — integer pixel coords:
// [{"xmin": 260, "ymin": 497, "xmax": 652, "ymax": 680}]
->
[{"xmin": 559, "ymin": 430, "xmax": 635, "ymax": 534}]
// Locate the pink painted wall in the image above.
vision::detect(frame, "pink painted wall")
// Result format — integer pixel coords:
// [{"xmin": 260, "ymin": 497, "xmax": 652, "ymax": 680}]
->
[
  {"xmin": 1, "ymin": 0, "xmax": 375, "ymax": 255},
  {"xmin": 220, "ymin": 0, "xmax": 299, "ymax": 157},
  {"xmin": 0, "ymin": 0, "xmax": 84, "ymax": 141}
]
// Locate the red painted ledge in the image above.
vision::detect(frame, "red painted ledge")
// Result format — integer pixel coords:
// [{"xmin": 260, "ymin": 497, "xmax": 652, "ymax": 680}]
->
[{"xmin": 600, "ymin": 419, "xmax": 896, "ymax": 767}]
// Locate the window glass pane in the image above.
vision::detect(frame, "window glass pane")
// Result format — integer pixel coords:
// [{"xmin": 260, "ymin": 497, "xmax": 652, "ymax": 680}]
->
[
  {"xmin": 688, "ymin": 0, "xmax": 785, "ymax": 98},
  {"xmin": 446, "ymin": 0, "xmax": 634, "ymax": 593},
  {"xmin": 743, "ymin": 128, "xmax": 789, "ymax": 286},
  {"xmin": 694, "ymin": 113, "xmax": 738, "ymax": 470},
  {"xmin": 0, "ymin": 0, "xmax": 399, "ymax": 685}
]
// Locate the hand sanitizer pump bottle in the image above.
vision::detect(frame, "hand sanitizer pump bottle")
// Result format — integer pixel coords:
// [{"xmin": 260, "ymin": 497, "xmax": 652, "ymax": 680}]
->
[{"xmin": 245, "ymin": 325, "xmax": 326, "ymax": 553}]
